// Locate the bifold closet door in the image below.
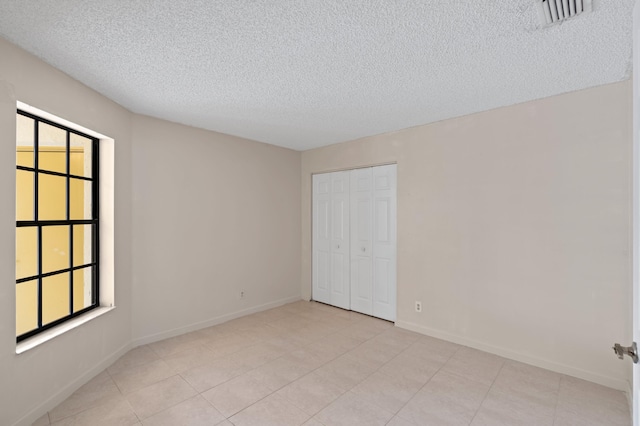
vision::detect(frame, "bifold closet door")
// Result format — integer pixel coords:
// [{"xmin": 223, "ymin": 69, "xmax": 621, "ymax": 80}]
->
[
  {"xmin": 312, "ymin": 171, "xmax": 350, "ymax": 310},
  {"xmin": 312, "ymin": 165, "xmax": 396, "ymax": 320},
  {"xmin": 350, "ymin": 164, "xmax": 397, "ymax": 321}
]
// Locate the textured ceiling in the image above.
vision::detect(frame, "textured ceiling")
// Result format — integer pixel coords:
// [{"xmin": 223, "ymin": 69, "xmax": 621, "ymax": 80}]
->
[{"xmin": 0, "ymin": 1, "xmax": 635, "ymax": 150}]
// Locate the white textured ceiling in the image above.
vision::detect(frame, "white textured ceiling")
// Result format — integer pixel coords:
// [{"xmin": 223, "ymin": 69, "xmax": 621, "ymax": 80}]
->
[{"xmin": 0, "ymin": 1, "xmax": 635, "ymax": 150}]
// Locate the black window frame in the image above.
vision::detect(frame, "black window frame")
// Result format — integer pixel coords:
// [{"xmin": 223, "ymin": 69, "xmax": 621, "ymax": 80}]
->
[{"xmin": 16, "ymin": 109, "xmax": 100, "ymax": 343}]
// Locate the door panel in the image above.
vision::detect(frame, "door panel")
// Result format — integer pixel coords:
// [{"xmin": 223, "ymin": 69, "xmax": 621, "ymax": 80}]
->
[
  {"xmin": 350, "ymin": 167, "xmax": 373, "ymax": 315},
  {"xmin": 330, "ymin": 171, "xmax": 350, "ymax": 309},
  {"xmin": 372, "ymin": 164, "xmax": 397, "ymax": 321},
  {"xmin": 312, "ymin": 174, "xmax": 331, "ymax": 304}
]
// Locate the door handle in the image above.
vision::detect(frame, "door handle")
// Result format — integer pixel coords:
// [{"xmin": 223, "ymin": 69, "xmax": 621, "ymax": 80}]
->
[{"xmin": 612, "ymin": 342, "xmax": 638, "ymax": 363}]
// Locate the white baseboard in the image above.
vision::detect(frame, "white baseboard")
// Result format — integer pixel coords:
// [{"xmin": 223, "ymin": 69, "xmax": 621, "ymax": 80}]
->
[
  {"xmin": 132, "ymin": 295, "xmax": 302, "ymax": 347},
  {"xmin": 12, "ymin": 341, "xmax": 132, "ymax": 426},
  {"xmin": 395, "ymin": 320, "xmax": 630, "ymax": 392}
]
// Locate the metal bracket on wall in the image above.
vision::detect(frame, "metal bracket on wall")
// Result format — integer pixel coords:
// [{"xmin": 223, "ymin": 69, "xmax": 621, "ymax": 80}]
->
[{"xmin": 612, "ymin": 342, "xmax": 638, "ymax": 363}]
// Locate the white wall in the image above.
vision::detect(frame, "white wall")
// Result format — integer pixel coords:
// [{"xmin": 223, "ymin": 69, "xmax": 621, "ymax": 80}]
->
[
  {"xmin": 301, "ymin": 80, "xmax": 633, "ymax": 391},
  {"xmin": 0, "ymin": 38, "xmax": 134, "ymax": 426},
  {"xmin": 131, "ymin": 115, "xmax": 301, "ymax": 342}
]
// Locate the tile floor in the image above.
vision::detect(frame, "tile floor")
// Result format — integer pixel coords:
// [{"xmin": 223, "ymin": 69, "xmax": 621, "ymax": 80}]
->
[{"xmin": 33, "ymin": 301, "xmax": 631, "ymax": 426}]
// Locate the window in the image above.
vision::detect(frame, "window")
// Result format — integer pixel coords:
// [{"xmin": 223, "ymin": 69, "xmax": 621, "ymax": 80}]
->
[{"xmin": 16, "ymin": 110, "xmax": 100, "ymax": 342}]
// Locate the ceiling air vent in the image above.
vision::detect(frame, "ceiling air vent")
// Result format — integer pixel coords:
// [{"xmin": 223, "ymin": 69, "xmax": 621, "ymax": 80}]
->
[{"xmin": 537, "ymin": 0, "xmax": 593, "ymax": 26}]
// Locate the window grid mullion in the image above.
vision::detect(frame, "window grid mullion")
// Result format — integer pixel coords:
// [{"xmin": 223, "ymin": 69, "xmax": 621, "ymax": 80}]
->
[
  {"xmin": 16, "ymin": 110, "xmax": 100, "ymax": 343},
  {"xmin": 66, "ymin": 131, "xmax": 74, "ymax": 316},
  {"xmin": 34, "ymin": 120, "xmax": 43, "ymax": 329},
  {"xmin": 93, "ymin": 138, "xmax": 100, "ymax": 306}
]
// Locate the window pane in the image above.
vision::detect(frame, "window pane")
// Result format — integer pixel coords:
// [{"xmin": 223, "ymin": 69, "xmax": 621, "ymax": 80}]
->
[
  {"xmin": 16, "ymin": 279, "xmax": 38, "ymax": 336},
  {"xmin": 73, "ymin": 224, "xmax": 92, "ymax": 266},
  {"xmin": 42, "ymin": 225, "xmax": 69, "ymax": 274},
  {"xmin": 38, "ymin": 123, "xmax": 66, "ymax": 174},
  {"xmin": 42, "ymin": 273, "xmax": 70, "ymax": 325},
  {"xmin": 73, "ymin": 268, "xmax": 92, "ymax": 313},
  {"xmin": 70, "ymin": 134, "xmax": 92, "ymax": 178},
  {"xmin": 16, "ymin": 227, "xmax": 38, "ymax": 280},
  {"xmin": 16, "ymin": 170, "xmax": 34, "ymax": 221},
  {"xmin": 39, "ymin": 173, "xmax": 67, "ymax": 220},
  {"xmin": 16, "ymin": 115, "xmax": 34, "ymax": 168},
  {"xmin": 70, "ymin": 178, "xmax": 91, "ymax": 220}
]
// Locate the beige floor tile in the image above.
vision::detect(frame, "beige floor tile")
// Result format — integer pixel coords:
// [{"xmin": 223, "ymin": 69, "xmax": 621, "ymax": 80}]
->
[
  {"xmin": 250, "ymin": 307, "xmax": 291, "ymax": 323},
  {"xmin": 282, "ymin": 347, "xmax": 327, "ymax": 371},
  {"xmin": 264, "ymin": 334, "xmax": 305, "ymax": 353},
  {"xmin": 236, "ymin": 324, "xmax": 283, "ymax": 342},
  {"xmin": 306, "ymin": 335, "xmax": 364, "ymax": 363},
  {"xmin": 51, "ymin": 399, "xmax": 138, "ymax": 426},
  {"xmin": 441, "ymin": 347, "xmax": 505, "ymax": 386},
  {"xmin": 276, "ymin": 372, "xmax": 347, "ymax": 416},
  {"xmin": 402, "ymin": 336, "xmax": 461, "ymax": 364},
  {"xmin": 470, "ymin": 387, "xmax": 555, "ymax": 426},
  {"xmin": 314, "ymin": 391, "xmax": 394, "ymax": 426},
  {"xmin": 314, "ymin": 354, "xmax": 378, "ymax": 390},
  {"xmin": 49, "ymin": 371, "xmax": 123, "ymax": 422},
  {"xmin": 350, "ymin": 371, "xmax": 423, "ymax": 414},
  {"xmin": 378, "ymin": 351, "xmax": 441, "ymax": 385},
  {"xmin": 231, "ymin": 342, "xmax": 285, "ymax": 370},
  {"xmin": 229, "ymin": 393, "xmax": 310, "ymax": 426},
  {"xmin": 397, "ymin": 370, "xmax": 490, "ymax": 425},
  {"xmin": 180, "ymin": 355, "xmax": 249, "ymax": 392},
  {"xmin": 125, "ymin": 375, "xmax": 197, "ymax": 420},
  {"xmin": 161, "ymin": 345, "xmax": 217, "ymax": 373},
  {"xmin": 558, "ymin": 375, "xmax": 629, "ymax": 406},
  {"xmin": 110, "ymin": 359, "xmax": 176, "ymax": 394},
  {"xmin": 386, "ymin": 416, "xmax": 418, "ymax": 426},
  {"xmin": 32, "ymin": 413, "xmax": 50, "ymax": 426},
  {"xmin": 108, "ymin": 346, "xmax": 160, "ymax": 375},
  {"xmin": 201, "ymin": 334, "xmax": 256, "ymax": 359},
  {"xmin": 245, "ymin": 356, "xmax": 311, "ymax": 391},
  {"xmin": 347, "ymin": 339, "xmax": 403, "ymax": 366},
  {"xmin": 141, "ymin": 395, "xmax": 224, "ymax": 426},
  {"xmin": 371, "ymin": 327, "xmax": 422, "ymax": 348},
  {"xmin": 201, "ymin": 373, "xmax": 274, "ymax": 417},
  {"xmin": 44, "ymin": 303, "xmax": 631, "ymax": 426},
  {"xmin": 148, "ymin": 333, "xmax": 206, "ymax": 358},
  {"xmin": 492, "ymin": 360, "xmax": 561, "ymax": 401},
  {"xmin": 268, "ymin": 315, "xmax": 312, "ymax": 333},
  {"xmin": 337, "ymin": 322, "xmax": 385, "ymax": 341},
  {"xmin": 554, "ymin": 376, "xmax": 631, "ymax": 426}
]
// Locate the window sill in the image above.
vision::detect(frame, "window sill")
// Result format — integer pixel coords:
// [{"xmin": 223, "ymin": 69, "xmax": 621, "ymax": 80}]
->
[{"xmin": 16, "ymin": 306, "xmax": 116, "ymax": 354}]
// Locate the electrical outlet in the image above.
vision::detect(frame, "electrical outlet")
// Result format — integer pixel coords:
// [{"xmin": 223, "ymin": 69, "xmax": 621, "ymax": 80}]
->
[
  {"xmin": 240, "ymin": 291, "xmax": 245, "ymax": 299},
  {"xmin": 415, "ymin": 301, "xmax": 422, "ymax": 312}
]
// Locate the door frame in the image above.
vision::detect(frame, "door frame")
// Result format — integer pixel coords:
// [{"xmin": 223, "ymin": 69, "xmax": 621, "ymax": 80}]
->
[{"xmin": 632, "ymin": 3, "xmax": 639, "ymax": 424}]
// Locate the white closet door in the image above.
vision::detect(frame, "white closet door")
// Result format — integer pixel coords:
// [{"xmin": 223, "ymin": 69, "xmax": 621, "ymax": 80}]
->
[
  {"xmin": 372, "ymin": 164, "xmax": 397, "ymax": 321},
  {"xmin": 312, "ymin": 173, "xmax": 331, "ymax": 305},
  {"xmin": 350, "ymin": 167, "xmax": 373, "ymax": 315},
  {"xmin": 329, "ymin": 171, "xmax": 351, "ymax": 310}
]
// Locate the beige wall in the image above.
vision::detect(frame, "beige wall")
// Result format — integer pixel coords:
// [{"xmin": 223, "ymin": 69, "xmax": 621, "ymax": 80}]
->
[
  {"xmin": 0, "ymin": 37, "xmax": 133, "ymax": 426},
  {"xmin": 0, "ymin": 37, "xmax": 302, "ymax": 426},
  {"xmin": 301, "ymin": 80, "xmax": 633, "ymax": 390},
  {"xmin": 131, "ymin": 115, "xmax": 301, "ymax": 342}
]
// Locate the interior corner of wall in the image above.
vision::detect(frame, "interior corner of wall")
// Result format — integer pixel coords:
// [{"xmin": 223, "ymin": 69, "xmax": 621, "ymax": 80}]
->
[{"xmin": 0, "ymin": 80, "xmax": 16, "ymax": 104}]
